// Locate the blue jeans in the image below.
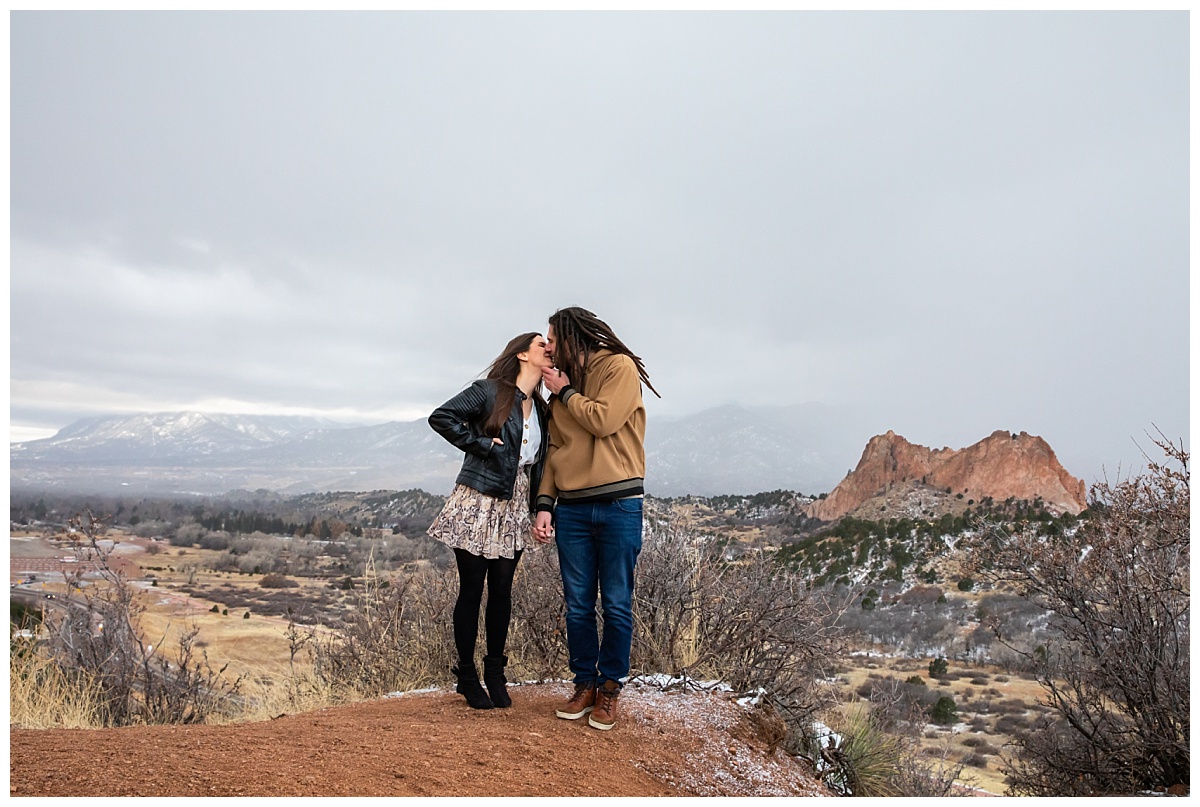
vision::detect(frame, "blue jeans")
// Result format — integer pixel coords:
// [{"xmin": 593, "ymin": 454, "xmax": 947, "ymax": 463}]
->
[{"xmin": 554, "ymin": 498, "xmax": 643, "ymax": 688}]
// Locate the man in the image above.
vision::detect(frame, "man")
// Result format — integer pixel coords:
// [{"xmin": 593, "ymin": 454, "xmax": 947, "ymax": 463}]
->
[{"xmin": 532, "ymin": 306, "xmax": 659, "ymax": 731}]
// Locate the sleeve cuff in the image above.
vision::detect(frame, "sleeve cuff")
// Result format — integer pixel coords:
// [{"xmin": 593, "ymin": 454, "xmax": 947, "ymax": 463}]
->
[
  {"xmin": 559, "ymin": 386, "xmax": 578, "ymax": 406},
  {"xmin": 535, "ymin": 495, "xmax": 556, "ymax": 513}
]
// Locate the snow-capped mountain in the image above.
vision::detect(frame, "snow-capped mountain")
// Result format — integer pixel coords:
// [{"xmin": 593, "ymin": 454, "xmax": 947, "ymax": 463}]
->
[
  {"xmin": 11, "ymin": 405, "xmax": 869, "ymax": 497},
  {"xmin": 10, "ymin": 412, "xmax": 354, "ymax": 462}
]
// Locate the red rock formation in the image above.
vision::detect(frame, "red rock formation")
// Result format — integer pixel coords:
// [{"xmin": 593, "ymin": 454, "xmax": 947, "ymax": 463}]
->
[{"xmin": 807, "ymin": 429, "xmax": 1087, "ymax": 522}]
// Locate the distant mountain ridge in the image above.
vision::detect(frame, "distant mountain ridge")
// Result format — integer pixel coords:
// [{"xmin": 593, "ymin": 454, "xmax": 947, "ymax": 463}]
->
[
  {"xmin": 14, "ymin": 412, "xmax": 356, "ymax": 461},
  {"xmin": 645, "ymin": 402, "xmax": 868, "ymax": 496},
  {"xmin": 10, "ymin": 406, "xmax": 866, "ymax": 497}
]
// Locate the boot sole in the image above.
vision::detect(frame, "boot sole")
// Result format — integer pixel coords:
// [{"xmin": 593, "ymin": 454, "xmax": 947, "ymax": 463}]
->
[
  {"xmin": 587, "ymin": 715, "xmax": 615, "ymax": 730},
  {"xmin": 555, "ymin": 706, "xmax": 593, "ymax": 720}
]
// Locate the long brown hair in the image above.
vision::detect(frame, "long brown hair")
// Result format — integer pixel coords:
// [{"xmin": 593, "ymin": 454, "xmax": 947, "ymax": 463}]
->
[
  {"xmin": 482, "ymin": 332, "xmax": 542, "ymax": 437},
  {"xmin": 548, "ymin": 307, "xmax": 660, "ymax": 398}
]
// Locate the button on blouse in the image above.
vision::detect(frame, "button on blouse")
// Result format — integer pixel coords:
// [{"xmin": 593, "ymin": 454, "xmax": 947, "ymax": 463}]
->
[{"xmin": 518, "ymin": 405, "xmax": 542, "ymax": 468}]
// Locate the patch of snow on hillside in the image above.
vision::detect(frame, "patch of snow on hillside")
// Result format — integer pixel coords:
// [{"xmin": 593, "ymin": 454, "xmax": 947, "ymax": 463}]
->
[{"xmin": 619, "ymin": 680, "xmax": 828, "ymax": 796}]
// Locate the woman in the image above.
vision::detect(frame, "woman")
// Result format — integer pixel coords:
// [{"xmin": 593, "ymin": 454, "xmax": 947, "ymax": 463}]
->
[{"xmin": 426, "ymin": 332, "xmax": 553, "ymax": 709}]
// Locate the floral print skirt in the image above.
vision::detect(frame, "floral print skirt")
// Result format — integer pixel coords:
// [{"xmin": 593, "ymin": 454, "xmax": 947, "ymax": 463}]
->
[{"xmin": 427, "ymin": 470, "xmax": 533, "ymax": 559}]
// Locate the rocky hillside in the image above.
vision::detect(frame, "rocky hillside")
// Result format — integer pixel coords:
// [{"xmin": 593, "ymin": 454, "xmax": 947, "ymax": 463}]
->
[{"xmin": 807, "ymin": 430, "xmax": 1087, "ymax": 522}]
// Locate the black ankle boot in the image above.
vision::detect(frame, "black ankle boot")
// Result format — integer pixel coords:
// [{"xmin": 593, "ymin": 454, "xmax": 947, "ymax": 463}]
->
[
  {"xmin": 452, "ymin": 663, "xmax": 493, "ymax": 710},
  {"xmin": 482, "ymin": 655, "xmax": 511, "ymax": 708}
]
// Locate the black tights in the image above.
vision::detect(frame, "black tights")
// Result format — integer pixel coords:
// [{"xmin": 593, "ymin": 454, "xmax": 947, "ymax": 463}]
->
[{"xmin": 452, "ymin": 548, "xmax": 522, "ymax": 665}]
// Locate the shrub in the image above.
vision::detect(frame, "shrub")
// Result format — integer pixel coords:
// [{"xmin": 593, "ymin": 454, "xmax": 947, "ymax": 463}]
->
[
  {"xmin": 860, "ymin": 675, "xmax": 933, "ymax": 731},
  {"xmin": 815, "ymin": 707, "xmax": 904, "ymax": 796},
  {"xmin": 957, "ymin": 577, "xmax": 974, "ymax": 592},
  {"xmin": 198, "ymin": 532, "xmax": 231, "ymax": 551},
  {"xmin": 34, "ymin": 512, "xmax": 241, "ymax": 727},
  {"xmin": 963, "ymin": 753, "xmax": 989, "ymax": 769},
  {"xmin": 994, "ymin": 714, "xmax": 1032, "ymax": 734},
  {"xmin": 311, "ymin": 515, "xmax": 849, "ymax": 732},
  {"xmin": 929, "ymin": 695, "xmax": 957, "ymax": 725},
  {"xmin": 969, "ymin": 435, "xmax": 1189, "ymax": 796},
  {"xmin": 928, "ymin": 657, "xmax": 948, "ymax": 679},
  {"xmin": 627, "ymin": 518, "xmax": 847, "ymax": 718},
  {"xmin": 811, "ymin": 697, "xmax": 968, "ymax": 797},
  {"xmin": 898, "ymin": 586, "xmax": 943, "ymax": 607},
  {"xmin": 309, "ymin": 548, "xmax": 520, "ymax": 692},
  {"xmin": 993, "ymin": 698, "xmax": 1027, "ymax": 714},
  {"xmin": 260, "ymin": 574, "xmax": 298, "ymax": 589}
]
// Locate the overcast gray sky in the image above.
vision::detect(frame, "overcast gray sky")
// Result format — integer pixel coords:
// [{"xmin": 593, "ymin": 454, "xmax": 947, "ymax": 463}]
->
[{"xmin": 10, "ymin": 11, "xmax": 1190, "ymax": 486}]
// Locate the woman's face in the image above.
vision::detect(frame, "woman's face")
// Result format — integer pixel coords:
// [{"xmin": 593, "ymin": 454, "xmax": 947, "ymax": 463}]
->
[{"xmin": 522, "ymin": 334, "xmax": 553, "ymax": 369}]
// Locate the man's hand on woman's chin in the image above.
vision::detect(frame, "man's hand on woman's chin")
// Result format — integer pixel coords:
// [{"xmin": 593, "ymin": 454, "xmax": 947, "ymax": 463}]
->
[{"xmin": 541, "ymin": 366, "xmax": 569, "ymax": 395}]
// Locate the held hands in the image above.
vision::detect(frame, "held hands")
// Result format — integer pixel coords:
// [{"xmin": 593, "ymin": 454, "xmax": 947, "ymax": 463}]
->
[
  {"xmin": 532, "ymin": 511, "xmax": 555, "ymax": 544},
  {"xmin": 541, "ymin": 366, "xmax": 570, "ymax": 396}
]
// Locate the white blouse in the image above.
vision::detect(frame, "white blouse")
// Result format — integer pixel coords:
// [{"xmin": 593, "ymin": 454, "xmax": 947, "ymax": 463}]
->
[{"xmin": 519, "ymin": 404, "xmax": 542, "ymax": 469}]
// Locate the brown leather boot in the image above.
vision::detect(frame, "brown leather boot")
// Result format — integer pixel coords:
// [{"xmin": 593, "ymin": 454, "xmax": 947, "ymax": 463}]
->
[
  {"xmin": 555, "ymin": 681, "xmax": 596, "ymax": 720},
  {"xmin": 588, "ymin": 680, "xmax": 621, "ymax": 730}
]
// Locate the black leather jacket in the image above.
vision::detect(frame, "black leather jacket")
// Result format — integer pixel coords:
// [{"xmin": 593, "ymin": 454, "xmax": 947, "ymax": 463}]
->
[{"xmin": 428, "ymin": 379, "xmax": 549, "ymax": 510}]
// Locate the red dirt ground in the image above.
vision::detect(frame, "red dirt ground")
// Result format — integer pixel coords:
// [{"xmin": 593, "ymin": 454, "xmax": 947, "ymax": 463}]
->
[{"xmin": 9, "ymin": 682, "xmax": 832, "ymax": 797}]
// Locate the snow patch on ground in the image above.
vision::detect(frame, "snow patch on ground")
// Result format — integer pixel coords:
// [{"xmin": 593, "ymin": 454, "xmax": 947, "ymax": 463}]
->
[
  {"xmin": 618, "ymin": 679, "xmax": 829, "ymax": 797},
  {"xmin": 384, "ymin": 687, "xmax": 440, "ymax": 699}
]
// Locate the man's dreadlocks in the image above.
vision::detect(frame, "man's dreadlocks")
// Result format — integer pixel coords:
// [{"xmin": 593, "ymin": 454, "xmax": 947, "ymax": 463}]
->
[{"xmin": 548, "ymin": 306, "xmax": 660, "ymax": 399}]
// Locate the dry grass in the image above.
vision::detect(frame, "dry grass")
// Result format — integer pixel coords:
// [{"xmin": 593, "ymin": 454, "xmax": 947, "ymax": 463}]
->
[
  {"xmin": 10, "ymin": 643, "xmax": 104, "ymax": 729},
  {"xmin": 10, "ymin": 634, "xmax": 358, "ymax": 730},
  {"xmin": 209, "ymin": 664, "xmax": 364, "ymax": 725},
  {"xmin": 835, "ymin": 654, "xmax": 1051, "ymax": 795},
  {"xmin": 11, "ymin": 531, "xmax": 354, "ymax": 728},
  {"xmin": 136, "ymin": 557, "xmax": 360, "ymax": 722}
]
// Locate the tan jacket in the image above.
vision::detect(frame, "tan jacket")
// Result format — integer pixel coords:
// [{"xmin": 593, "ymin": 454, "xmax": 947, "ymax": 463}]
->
[{"xmin": 535, "ymin": 349, "xmax": 646, "ymax": 511}]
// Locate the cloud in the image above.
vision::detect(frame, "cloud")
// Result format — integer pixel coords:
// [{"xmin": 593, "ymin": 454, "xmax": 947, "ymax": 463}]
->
[{"xmin": 9, "ymin": 11, "xmax": 1189, "ymax": 486}]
